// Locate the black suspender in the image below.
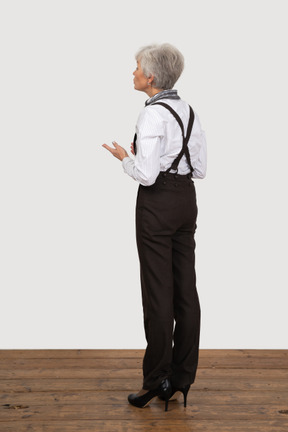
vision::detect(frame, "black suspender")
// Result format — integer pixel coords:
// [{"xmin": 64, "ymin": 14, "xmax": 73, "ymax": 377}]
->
[
  {"xmin": 152, "ymin": 102, "xmax": 195, "ymax": 174},
  {"xmin": 133, "ymin": 101, "xmax": 195, "ymax": 175}
]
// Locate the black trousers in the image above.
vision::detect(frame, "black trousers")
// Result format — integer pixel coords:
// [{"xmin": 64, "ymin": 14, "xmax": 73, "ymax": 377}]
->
[{"xmin": 136, "ymin": 172, "xmax": 201, "ymax": 390}]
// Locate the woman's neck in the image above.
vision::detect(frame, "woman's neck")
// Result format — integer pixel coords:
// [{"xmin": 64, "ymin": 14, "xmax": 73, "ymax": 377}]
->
[{"xmin": 145, "ymin": 87, "xmax": 164, "ymax": 98}]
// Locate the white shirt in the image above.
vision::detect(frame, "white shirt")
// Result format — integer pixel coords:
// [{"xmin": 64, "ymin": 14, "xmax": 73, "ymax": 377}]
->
[{"xmin": 122, "ymin": 97, "xmax": 207, "ymax": 186}]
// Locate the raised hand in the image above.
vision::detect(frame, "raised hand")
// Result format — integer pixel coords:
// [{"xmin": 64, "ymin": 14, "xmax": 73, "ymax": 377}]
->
[{"xmin": 102, "ymin": 141, "xmax": 129, "ymax": 161}]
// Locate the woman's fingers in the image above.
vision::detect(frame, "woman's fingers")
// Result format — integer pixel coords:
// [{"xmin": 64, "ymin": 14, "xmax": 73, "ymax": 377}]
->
[
  {"xmin": 102, "ymin": 143, "xmax": 114, "ymax": 153},
  {"xmin": 130, "ymin": 142, "xmax": 135, "ymax": 155},
  {"xmin": 102, "ymin": 141, "xmax": 118, "ymax": 151},
  {"xmin": 102, "ymin": 142, "xmax": 128, "ymax": 161}
]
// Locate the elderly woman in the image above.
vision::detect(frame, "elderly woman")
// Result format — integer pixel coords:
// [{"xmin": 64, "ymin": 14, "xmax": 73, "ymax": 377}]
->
[{"xmin": 103, "ymin": 43, "xmax": 207, "ymax": 411}]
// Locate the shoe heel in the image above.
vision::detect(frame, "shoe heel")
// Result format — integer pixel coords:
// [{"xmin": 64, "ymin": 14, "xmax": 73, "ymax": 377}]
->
[
  {"xmin": 182, "ymin": 385, "xmax": 190, "ymax": 408},
  {"xmin": 158, "ymin": 378, "xmax": 172, "ymax": 412},
  {"xmin": 183, "ymin": 389, "xmax": 188, "ymax": 407},
  {"xmin": 164, "ymin": 397, "xmax": 169, "ymax": 412}
]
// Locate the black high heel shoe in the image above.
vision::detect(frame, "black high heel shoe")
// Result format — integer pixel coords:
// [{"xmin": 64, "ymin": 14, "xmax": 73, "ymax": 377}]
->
[
  {"xmin": 159, "ymin": 383, "xmax": 191, "ymax": 407},
  {"xmin": 172, "ymin": 384, "xmax": 190, "ymax": 407},
  {"xmin": 128, "ymin": 378, "xmax": 172, "ymax": 411}
]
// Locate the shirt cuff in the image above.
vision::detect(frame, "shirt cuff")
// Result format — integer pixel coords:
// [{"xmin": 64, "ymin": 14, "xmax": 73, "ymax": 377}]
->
[{"xmin": 122, "ymin": 156, "xmax": 134, "ymax": 171}]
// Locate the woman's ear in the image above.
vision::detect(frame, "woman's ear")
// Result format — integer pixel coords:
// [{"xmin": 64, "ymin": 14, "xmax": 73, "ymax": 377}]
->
[{"xmin": 148, "ymin": 75, "xmax": 155, "ymax": 86}]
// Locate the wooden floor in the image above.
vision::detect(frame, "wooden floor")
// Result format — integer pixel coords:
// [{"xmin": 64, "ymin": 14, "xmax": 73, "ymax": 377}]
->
[{"xmin": 0, "ymin": 350, "xmax": 288, "ymax": 431}]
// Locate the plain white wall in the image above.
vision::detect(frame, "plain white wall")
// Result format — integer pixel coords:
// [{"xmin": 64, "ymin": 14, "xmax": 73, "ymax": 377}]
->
[{"xmin": 1, "ymin": 0, "xmax": 287, "ymax": 349}]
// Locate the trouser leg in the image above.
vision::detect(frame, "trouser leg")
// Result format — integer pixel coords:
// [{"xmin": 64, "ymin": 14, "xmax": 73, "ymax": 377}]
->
[
  {"xmin": 171, "ymin": 224, "xmax": 201, "ymax": 387},
  {"xmin": 136, "ymin": 185, "xmax": 174, "ymax": 390},
  {"xmin": 137, "ymin": 227, "xmax": 174, "ymax": 390}
]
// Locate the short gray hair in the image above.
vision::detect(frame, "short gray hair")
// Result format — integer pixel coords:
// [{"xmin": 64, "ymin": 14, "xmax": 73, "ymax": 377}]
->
[{"xmin": 135, "ymin": 43, "xmax": 184, "ymax": 90}]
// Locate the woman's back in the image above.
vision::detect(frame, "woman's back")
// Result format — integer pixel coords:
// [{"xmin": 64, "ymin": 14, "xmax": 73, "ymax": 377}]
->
[{"xmin": 132, "ymin": 95, "xmax": 207, "ymax": 185}]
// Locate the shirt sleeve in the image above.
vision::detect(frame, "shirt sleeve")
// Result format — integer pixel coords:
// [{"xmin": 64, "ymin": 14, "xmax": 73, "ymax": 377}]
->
[
  {"xmin": 122, "ymin": 107, "xmax": 164, "ymax": 186},
  {"xmin": 191, "ymin": 116, "xmax": 207, "ymax": 179}
]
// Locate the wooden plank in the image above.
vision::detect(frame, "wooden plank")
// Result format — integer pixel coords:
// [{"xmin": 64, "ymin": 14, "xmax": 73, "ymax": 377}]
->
[
  {"xmin": 1, "ymin": 356, "xmax": 287, "ymax": 369},
  {"xmin": 0, "ymin": 420, "xmax": 287, "ymax": 432},
  {"xmin": 199, "ymin": 350, "xmax": 288, "ymax": 358},
  {"xmin": 1, "ymin": 390, "xmax": 288, "ymax": 406},
  {"xmin": 1, "ymin": 367, "xmax": 288, "ymax": 380},
  {"xmin": 200, "ymin": 357, "xmax": 288, "ymax": 369},
  {"xmin": 0, "ymin": 359, "xmax": 142, "ymax": 370},
  {"xmin": 0, "ymin": 349, "xmax": 287, "ymax": 359},
  {"xmin": 0, "ymin": 368, "xmax": 142, "ymax": 379},
  {"xmin": 0, "ymin": 350, "xmax": 145, "ymax": 359},
  {"xmin": 1, "ymin": 377, "xmax": 287, "ymax": 393},
  {"xmin": 1, "ymin": 403, "xmax": 288, "ymax": 421}
]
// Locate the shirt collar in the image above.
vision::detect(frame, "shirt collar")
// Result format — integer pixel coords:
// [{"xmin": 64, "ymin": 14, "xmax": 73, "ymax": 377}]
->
[{"xmin": 145, "ymin": 89, "xmax": 180, "ymax": 106}]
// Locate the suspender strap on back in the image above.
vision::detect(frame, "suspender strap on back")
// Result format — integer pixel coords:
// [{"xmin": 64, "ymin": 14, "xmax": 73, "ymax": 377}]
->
[{"xmin": 151, "ymin": 102, "xmax": 195, "ymax": 174}]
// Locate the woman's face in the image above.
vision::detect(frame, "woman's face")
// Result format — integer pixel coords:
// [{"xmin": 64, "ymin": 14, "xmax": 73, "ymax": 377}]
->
[{"xmin": 133, "ymin": 61, "xmax": 150, "ymax": 93}]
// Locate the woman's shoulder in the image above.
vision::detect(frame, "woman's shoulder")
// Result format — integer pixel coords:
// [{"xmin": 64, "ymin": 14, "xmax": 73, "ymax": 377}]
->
[
  {"xmin": 140, "ymin": 99, "xmax": 204, "ymax": 134},
  {"xmin": 137, "ymin": 104, "xmax": 166, "ymax": 125},
  {"xmin": 147, "ymin": 99, "xmax": 192, "ymax": 122},
  {"xmin": 136, "ymin": 105, "xmax": 167, "ymax": 136}
]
